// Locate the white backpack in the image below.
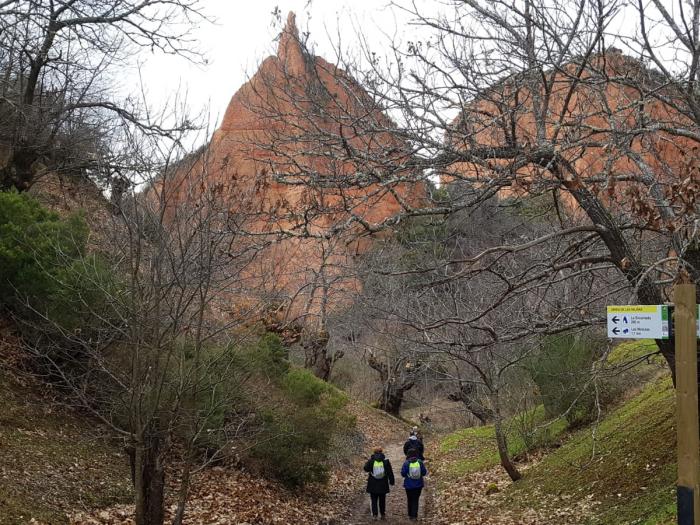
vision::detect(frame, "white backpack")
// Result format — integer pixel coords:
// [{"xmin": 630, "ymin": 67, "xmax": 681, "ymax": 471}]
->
[
  {"xmin": 408, "ymin": 460, "xmax": 421, "ymax": 480},
  {"xmin": 372, "ymin": 460, "xmax": 385, "ymax": 479}
]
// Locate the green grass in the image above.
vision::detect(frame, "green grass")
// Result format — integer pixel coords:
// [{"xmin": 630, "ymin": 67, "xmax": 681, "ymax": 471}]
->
[
  {"xmin": 438, "ymin": 405, "xmax": 568, "ymax": 477},
  {"xmin": 435, "ymin": 368, "xmax": 678, "ymax": 524},
  {"xmin": 607, "ymin": 339, "xmax": 663, "ymax": 367},
  {"xmin": 0, "ymin": 370, "xmax": 132, "ymax": 524},
  {"xmin": 506, "ymin": 376, "xmax": 676, "ymax": 524}
]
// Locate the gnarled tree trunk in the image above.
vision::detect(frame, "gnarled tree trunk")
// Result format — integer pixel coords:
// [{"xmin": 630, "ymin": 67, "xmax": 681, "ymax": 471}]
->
[
  {"xmin": 303, "ymin": 329, "xmax": 343, "ymax": 381},
  {"xmin": 367, "ymin": 352, "xmax": 418, "ymax": 416},
  {"xmin": 448, "ymin": 382, "xmax": 494, "ymax": 425}
]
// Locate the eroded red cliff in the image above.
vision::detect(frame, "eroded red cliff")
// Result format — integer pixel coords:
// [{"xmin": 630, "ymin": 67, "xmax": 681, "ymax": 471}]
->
[{"xmin": 167, "ymin": 12, "xmax": 424, "ymax": 325}]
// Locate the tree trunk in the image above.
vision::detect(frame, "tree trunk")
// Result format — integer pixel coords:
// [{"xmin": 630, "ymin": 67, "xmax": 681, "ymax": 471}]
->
[
  {"xmin": 379, "ymin": 383, "xmax": 405, "ymax": 416},
  {"xmin": 556, "ymin": 161, "xmax": 680, "ymax": 380},
  {"xmin": 134, "ymin": 430, "xmax": 165, "ymax": 525},
  {"xmin": 313, "ymin": 355, "xmax": 332, "ymax": 382},
  {"xmin": 448, "ymin": 382, "xmax": 494, "ymax": 424},
  {"xmin": 493, "ymin": 394, "xmax": 521, "ymax": 481},
  {"xmin": 1, "ymin": 146, "xmax": 37, "ymax": 191},
  {"xmin": 303, "ymin": 330, "xmax": 342, "ymax": 381},
  {"xmin": 171, "ymin": 457, "xmax": 192, "ymax": 525}
]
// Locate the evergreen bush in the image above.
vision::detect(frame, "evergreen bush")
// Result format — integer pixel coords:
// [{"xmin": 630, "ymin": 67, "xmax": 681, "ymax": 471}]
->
[
  {"xmin": 525, "ymin": 333, "xmax": 603, "ymax": 428},
  {"xmin": 0, "ymin": 191, "xmax": 88, "ymax": 311},
  {"xmin": 252, "ymin": 366, "xmax": 354, "ymax": 487}
]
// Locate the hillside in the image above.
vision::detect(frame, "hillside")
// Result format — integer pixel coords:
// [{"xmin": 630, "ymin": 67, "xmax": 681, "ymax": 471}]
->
[
  {"xmin": 432, "ymin": 345, "xmax": 675, "ymax": 525},
  {"xmin": 0, "ymin": 351, "xmax": 132, "ymax": 524},
  {"xmin": 0, "ymin": 328, "xmax": 410, "ymax": 525}
]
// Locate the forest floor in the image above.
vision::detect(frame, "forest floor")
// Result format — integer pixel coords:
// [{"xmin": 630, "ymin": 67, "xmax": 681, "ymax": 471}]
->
[
  {"xmin": 67, "ymin": 402, "xmax": 414, "ymax": 525},
  {"xmin": 0, "ymin": 332, "xmax": 132, "ymax": 525},
  {"xmin": 431, "ymin": 374, "xmax": 676, "ymax": 525},
  {"xmin": 2, "ymin": 327, "xmax": 676, "ymax": 524}
]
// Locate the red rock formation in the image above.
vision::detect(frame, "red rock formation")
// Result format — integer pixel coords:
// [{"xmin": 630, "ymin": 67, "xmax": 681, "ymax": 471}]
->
[
  {"xmin": 166, "ymin": 13, "xmax": 424, "ymax": 324},
  {"xmin": 446, "ymin": 52, "xmax": 700, "ymax": 223}
]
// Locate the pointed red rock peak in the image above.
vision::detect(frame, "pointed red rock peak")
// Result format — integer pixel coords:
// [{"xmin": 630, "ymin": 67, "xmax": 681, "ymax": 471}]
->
[
  {"xmin": 284, "ymin": 11, "xmax": 298, "ymax": 40},
  {"xmin": 278, "ymin": 11, "xmax": 305, "ymax": 75}
]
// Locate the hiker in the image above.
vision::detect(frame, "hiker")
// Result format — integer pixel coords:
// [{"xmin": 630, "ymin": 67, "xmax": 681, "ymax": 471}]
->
[
  {"xmin": 363, "ymin": 446, "xmax": 395, "ymax": 521},
  {"xmin": 401, "ymin": 448, "xmax": 427, "ymax": 521},
  {"xmin": 412, "ymin": 425, "xmax": 425, "ymax": 442},
  {"xmin": 403, "ymin": 428, "xmax": 425, "ymax": 460}
]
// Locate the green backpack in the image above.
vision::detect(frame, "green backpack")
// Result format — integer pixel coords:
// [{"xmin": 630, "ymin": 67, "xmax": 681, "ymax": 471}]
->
[
  {"xmin": 408, "ymin": 460, "xmax": 421, "ymax": 480},
  {"xmin": 372, "ymin": 460, "xmax": 386, "ymax": 479}
]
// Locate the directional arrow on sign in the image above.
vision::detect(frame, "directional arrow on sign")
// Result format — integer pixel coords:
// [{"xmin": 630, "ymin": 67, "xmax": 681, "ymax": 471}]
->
[{"xmin": 607, "ymin": 305, "xmax": 669, "ymax": 339}]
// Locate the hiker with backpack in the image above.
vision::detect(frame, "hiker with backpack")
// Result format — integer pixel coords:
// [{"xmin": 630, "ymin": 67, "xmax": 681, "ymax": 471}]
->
[
  {"xmin": 403, "ymin": 429, "xmax": 425, "ymax": 460},
  {"xmin": 401, "ymin": 448, "xmax": 427, "ymax": 521},
  {"xmin": 363, "ymin": 446, "xmax": 395, "ymax": 521}
]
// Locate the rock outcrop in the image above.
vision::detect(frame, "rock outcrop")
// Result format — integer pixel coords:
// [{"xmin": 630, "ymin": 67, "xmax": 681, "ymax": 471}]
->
[
  {"xmin": 446, "ymin": 51, "xmax": 700, "ymax": 224},
  {"xmin": 166, "ymin": 13, "xmax": 424, "ymax": 325}
]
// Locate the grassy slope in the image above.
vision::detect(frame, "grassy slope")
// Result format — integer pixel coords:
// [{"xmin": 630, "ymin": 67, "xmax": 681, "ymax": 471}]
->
[
  {"xmin": 508, "ymin": 375, "xmax": 675, "ymax": 524},
  {"xmin": 0, "ymin": 370, "xmax": 132, "ymax": 524},
  {"xmin": 439, "ymin": 405, "xmax": 568, "ymax": 477},
  {"xmin": 436, "ymin": 340, "xmax": 676, "ymax": 524}
]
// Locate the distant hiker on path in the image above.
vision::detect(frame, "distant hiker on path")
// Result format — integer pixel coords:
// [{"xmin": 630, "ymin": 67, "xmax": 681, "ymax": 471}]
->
[
  {"xmin": 363, "ymin": 446, "xmax": 395, "ymax": 521},
  {"xmin": 401, "ymin": 448, "xmax": 427, "ymax": 521},
  {"xmin": 403, "ymin": 428, "xmax": 425, "ymax": 460}
]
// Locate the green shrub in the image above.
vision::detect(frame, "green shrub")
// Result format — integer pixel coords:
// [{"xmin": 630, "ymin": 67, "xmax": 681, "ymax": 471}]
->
[
  {"xmin": 176, "ymin": 342, "xmax": 248, "ymax": 454},
  {"xmin": 252, "ymin": 367, "xmax": 354, "ymax": 487},
  {"xmin": 43, "ymin": 254, "xmax": 120, "ymax": 332},
  {"xmin": 283, "ymin": 368, "xmax": 334, "ymax": 404},
  {"xmin": 525, "ymin": 333, "xmax": 603, "ymax": 427},
  {"xmin": 511, "ymin": 403, "xmax": 562, "ymax": 452},
  {"xmin": 242, "ymin": 332, "xmax": 289, "ymax": 380},
  {"xmin": 0, "ymin": 191, "xmax": 88, "ymax": 311}
]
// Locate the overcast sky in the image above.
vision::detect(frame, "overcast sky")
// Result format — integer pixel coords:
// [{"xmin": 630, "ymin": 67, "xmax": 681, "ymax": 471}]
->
[
  {"xmin": 132, "ymin": 1, "xmax": 415, "ymax": 131},
  {"xmin": 128, "ymin": 0, "xmax": 663, "ymax": 146}
]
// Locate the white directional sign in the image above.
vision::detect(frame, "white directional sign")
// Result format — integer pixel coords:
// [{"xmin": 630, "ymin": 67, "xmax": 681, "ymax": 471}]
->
[{"xmin": 607, "ymin": 305, "xmax": 669, "ymax": 339}]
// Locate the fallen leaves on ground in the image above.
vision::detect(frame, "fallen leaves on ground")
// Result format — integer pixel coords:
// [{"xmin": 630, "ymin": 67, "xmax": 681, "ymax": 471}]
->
[
  {"xmin": 432, "ymin": 457, "xmax": 600, "ymax": 525},
  {"xmin": 70, "ymin": 401, "xmax": 410, "ymax": 525},
  {"xmin": 70, "ymin": 467, "xmax": 357, "ymax": 525}
]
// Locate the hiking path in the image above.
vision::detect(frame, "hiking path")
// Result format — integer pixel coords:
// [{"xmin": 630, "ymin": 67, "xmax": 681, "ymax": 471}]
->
[{"xmin": 341, "ymin": 441, "xmax": 435, "ymax": 524}]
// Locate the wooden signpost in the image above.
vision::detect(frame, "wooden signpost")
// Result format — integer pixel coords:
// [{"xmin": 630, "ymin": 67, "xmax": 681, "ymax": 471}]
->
[
  {"xmin": 675, "ymin": 284, "xmax": 699, "ymax": 525},
  {"xmin": 607, "ymin": 284, "xmax": 698, "ymax": 525}
]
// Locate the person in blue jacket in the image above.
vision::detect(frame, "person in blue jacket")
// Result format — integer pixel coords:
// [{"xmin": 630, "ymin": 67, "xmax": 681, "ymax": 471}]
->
[{"xmin": 401, "ymin": 448, "xmax": 427, "ymax": 520}]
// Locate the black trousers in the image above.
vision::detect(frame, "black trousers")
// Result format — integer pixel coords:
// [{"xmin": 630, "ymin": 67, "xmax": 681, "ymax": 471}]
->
[
  {"xmin": 369, "ymin": 493, "xmax": 386, "ymax": 516},
  {"xmin": 405, "ymin": 487, "xmax": 422, "ymax": 518}
]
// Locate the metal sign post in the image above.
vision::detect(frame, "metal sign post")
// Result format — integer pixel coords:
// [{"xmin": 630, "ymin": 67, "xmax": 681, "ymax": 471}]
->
[{"xmin": 676, "ymin": 284, "xmax": 699, "ymax": 525}]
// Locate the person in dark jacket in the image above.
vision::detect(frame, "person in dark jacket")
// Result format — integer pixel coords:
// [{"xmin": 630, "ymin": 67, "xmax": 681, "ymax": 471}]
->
[
  {"xmin": 401, "ymin": 448, "xmax": 428, "ymax": 520},
  {"xmin": 403, "ymin": 430, "xmax": 425, "ymax": 460},
  {"xmin": 363, "ymin": 446, "xmax": 395, "ymax": 520}
]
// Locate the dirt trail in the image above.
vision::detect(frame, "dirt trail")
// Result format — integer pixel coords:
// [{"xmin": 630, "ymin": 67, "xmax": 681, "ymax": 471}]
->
[{"xmin": 341, "ymin": 441, "xmax": 435, "ymax": 524}]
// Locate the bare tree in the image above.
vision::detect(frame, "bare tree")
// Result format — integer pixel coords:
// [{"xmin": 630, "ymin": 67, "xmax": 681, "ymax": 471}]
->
[
  {"xmin": 19, "ymin": 117, "xmax": 265, "ymax": 525},
  {"xmin": 0, "ymin": 0, "xmax": 206, "ymax": 191},
  {"xmin": 243, "ymin": 3, "xmax": 699, "ymax": 388}
]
